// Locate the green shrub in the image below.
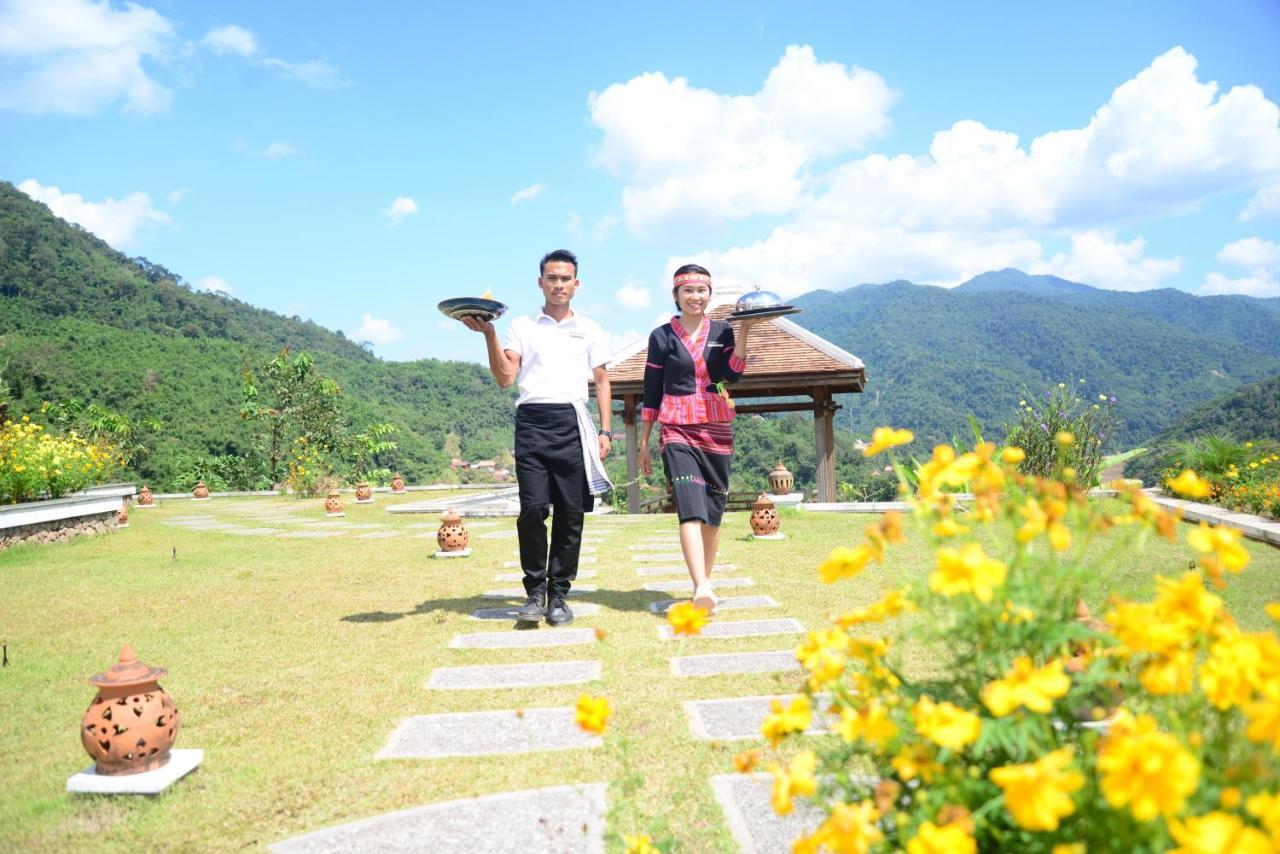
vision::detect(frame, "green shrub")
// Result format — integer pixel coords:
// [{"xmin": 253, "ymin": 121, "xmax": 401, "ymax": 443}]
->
[{"xmin": 1004, "ymin": 381, "xmax": 1119, "ymax": 487}]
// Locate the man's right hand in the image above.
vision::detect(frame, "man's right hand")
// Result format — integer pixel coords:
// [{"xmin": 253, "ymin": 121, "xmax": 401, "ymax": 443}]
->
[{"xmin": 460, "ymin": 316, "xmax": 495, "ymax": 335}]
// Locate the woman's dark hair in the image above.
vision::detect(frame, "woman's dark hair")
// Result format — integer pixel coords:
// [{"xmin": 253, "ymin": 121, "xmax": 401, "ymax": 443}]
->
[
  {"xmin": 540, "ymin": 249, "xmax": 578, "ymax": 276},
  {"xmin": 673, "ymin": 263, "xmax": 710, "ymax": 278}
]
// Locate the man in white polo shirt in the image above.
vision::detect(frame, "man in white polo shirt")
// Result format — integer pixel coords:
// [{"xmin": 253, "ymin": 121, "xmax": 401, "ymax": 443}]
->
[{"xmin": 461, "ymin": 249, "xmax": 612, "ymax": 626}]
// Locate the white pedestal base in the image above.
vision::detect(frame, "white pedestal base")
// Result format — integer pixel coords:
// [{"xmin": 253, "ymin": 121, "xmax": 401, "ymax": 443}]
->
[
  {"xmin": 191, "ymin": 497, "xmax": 210, "ymax": 502},
  {"xmin": 769, "ymin": 492, "xmax": 805, "ymax": 506},
  {"xmin": 67, "ymin": 748, "xmax": 203, "ymax": 795},
  {"xmin": 356, "ymin": 499, "xmax": 374, "ymax": 504},
  {"xmin": 434, "ymin": 548, "xmax": 472, "ymax": 558},
  {"xmin": 135, "ymin": 504, "xmax": 155, "ymax": 509},
  {"xmin": 751, "ymin": 533, "xmax": 786, "ymax": 540},
  {"xmin": 326, "ymin": 512, "xmax": 346, "ymax": 518},
  {"xmin": 115, "ymin": 523, "xmax": 129, "ymax": 529}
]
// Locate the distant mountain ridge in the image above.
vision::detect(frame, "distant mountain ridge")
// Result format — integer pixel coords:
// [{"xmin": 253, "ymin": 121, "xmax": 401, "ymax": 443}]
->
[{"xmin": 955, "ymin": 268, "xmax": 1099, "ymax": 297}]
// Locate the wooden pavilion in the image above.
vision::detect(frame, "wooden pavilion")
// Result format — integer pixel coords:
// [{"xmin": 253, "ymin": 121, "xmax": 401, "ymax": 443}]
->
[{"xmin": 594, "ymin": 304, "xmax": 866, "ymax": 511}]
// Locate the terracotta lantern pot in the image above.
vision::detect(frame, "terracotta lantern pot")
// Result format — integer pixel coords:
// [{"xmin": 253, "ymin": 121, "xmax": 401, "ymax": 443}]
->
[
  {"xmin": 80, "ymin": 645, "xmax": 180, "ymax": 775},
  {"xmin": 355, "ymin": 482, "xmax": 373, "ymax": 501},
  {"xmin": 437, "ymin": 509, "xmax": 469, "ymax": 551},
  {"xmin": 750, "ymin": 493, "xmax": 780, "ymax": 536},
  {"xmin": 390, "ymin": 474, "xmax": 406, "ymax": 493},
  {"xmin": 767, "ymin": 462, "xmax": 795, "ymax": 496},
  {"xmin": 117, "ymin": 505, "xmax": 129, "ymax": 526},
  {"xmin": 324, "ymin": 489, "xmax": 343, "ymax": 515},
  {"xmin": 137, "ymin": 485, "xmax": 154, "ymax": 506},
  {"xmin": 192, "ymin": 481, "xmax": 210, "ymax": 499}
]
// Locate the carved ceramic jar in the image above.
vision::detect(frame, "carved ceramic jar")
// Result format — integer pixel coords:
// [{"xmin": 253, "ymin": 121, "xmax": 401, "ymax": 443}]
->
[
  {"xmin": 324, "ymin": 489, "xmax": 343, "ymax": 515},
  {"xmin": 355, "ymin": 482, "xmax": 373, "ymax": 502},
  {"xmin": 390, "ymin": 474, "xmax": 406, "ymax": 493},
  {"xmin": 80, "ymin": 645, "xmax": 179, "ymax": 775},
  {"xmin": 767, "ymin": 462, "xmax": 795, "ymax": 495},
  {"xmin": 192, "ymin": 481, "xmax": 210, "ymax": 499},
  {"xmin": 137, "ymin": 485, "xmax": 154, "ymax": 506},
  {"xmin": 116, "ymin": 504, "xmax": 129, "ymax": 527},
  {"xmin": 749, "ymin": 493, "xmax": 780, "ymax": 536},
  {"xmin": 437, "ymin": 509, "xmax": 469, "ymax": 552}
]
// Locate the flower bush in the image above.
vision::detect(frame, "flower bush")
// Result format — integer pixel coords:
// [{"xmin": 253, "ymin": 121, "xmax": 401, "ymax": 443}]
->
[
  {"xmin": 1005, "ymin": 381, "xmax": 1119, "ymax": 487},
  {"xmin": 750, "ymin": 429, "xmax": 1279, "ymax": 852},
  {"xmin": 0, "ymin": 416, "xmax": 114, "ymax": 504},
  {"xmin": 1164, "ymin": 437, "xmax": 1280, "ymax": 520}
]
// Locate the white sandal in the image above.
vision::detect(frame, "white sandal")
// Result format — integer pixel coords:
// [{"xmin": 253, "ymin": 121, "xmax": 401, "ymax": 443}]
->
[{"xmin": 693, "ymin": 583, "xmax": 718, "ymax": 614}]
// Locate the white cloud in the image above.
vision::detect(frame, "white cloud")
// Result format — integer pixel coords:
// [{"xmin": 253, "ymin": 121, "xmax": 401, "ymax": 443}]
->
[
  {"xmin": 1202, "ymin": 236, "xmax": 1280, "ymax": 297},
  {"xmin": 565, "ymin": 212, "xmax": 582, "ymax": 240},
  {"xmin": 18, "ymin": 178, "xmax": 169, "ymax": 249},
  {"xmin": 263, "ymin": 140, "xmax": 297, "ymax": 159},
  {"xmin": 510, "ymin": 183, "xmax": 546, "ymax": 205},
  {"xmin": 0, "ymin": 0, "xmax": 175, "ymax": 114},
  {"xmin": 202, "ymin": 24, "xmax": 257, "ymax": 57},
  {"xmin": 616, "ymin": 278, "xmax": 652, "ymax": 309},
  {"xmin": 599, "ymin": 46, "xmax": 1280, "ymax": 294},
  {"xmin": 1034, "ymin": 229, "xmax": 1181, "ymax": 291},
  {"xmin": 592, "ymin": 213, "xmax": 620, "ymax": 243},
  {"xmin": 384, "ymin": 196, "xmax": 419, "ymax": 225},
  {"xmin": 589, "ymin": 44, "xmax": 895, "ymax": 235},
  {"xmin": 167, "ymin": 187, "xmax": 190, "ymax": 205},
  {"xmin": 201, "ymin": 23, "xmax": 345, "ymax": 88},
  {"xmin": 1218, "ymin": 237, "xmax": 1280, "ymax": 269},
  {"xmin": 351, "ymin": 314, "xmax": 404, "ymax": 345},
  {"xmin": 196, "ymin": 275, "xmax": 234, "ymax": 295},
  {"xmin": 1240, "ymin": 183, "xmax": 1280, "ymax": 222}
]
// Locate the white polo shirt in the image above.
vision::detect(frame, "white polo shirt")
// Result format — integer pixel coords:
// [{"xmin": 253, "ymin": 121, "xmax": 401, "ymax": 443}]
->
[{"xmin": 504, "ymin": 310, "xmax": 610, "ymax": 407}]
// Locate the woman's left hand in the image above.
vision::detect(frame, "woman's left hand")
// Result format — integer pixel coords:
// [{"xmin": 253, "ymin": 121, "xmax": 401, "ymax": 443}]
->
[{"xmin": 598, "ymin": 433, "xmax": 612, "ymax": 461}]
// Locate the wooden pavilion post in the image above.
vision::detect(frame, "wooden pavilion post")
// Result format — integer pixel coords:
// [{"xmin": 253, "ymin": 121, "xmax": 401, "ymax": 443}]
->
[
  {"xmin": 813, "ymin": 387, "xmax": 837, "ymax": 503},
  {"xmin": 623, "ymin": 394, "xmax": 640, "ymax": 513}
]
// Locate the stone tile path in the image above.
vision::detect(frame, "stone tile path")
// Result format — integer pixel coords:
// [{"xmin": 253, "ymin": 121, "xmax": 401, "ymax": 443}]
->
[
  {"xmin": 493, "ymin": 570, "xmax": 598, "ymax": 581},
  {"xmin": 711, "ymin": 774, "xmax": 824, "ymax": 854},
  {"xmin": 669, "ymin": 650, "xmax": 799, "ymax": 677},
  {"xmin": 656, "ymin": 617, "xmax": 804, "ymax": 641},
  {"xmin": 635, "ymin": 563, "xmax": 736, "ymax": 576},
  {"xmin": 426, "ymin": 660, "xmax": 602, "ymax": 690},
  {"xmin": 469, "ymin": 603, "xmax": 603, "ymax": 621},
  {"xmin": 449, "ymin": 628, "xmax": 599, "ymax": 649},
  {"xmin": 648, "ymin": 595, "xmax": 779, "ymax": 615},
  {"xmin": 482, "ymin": 586, "xmax": 598, "ymax": 599},
  {"xmin": 377, "ymin": 708, "xmax": 601, "ymax": 758},
  {"xmin": 684, "ymin": 694, "xmax": 831, "ymax": 741},
  {"xmin": 643, "ymin": 577, "xmax": 754, "ymax": 592}
]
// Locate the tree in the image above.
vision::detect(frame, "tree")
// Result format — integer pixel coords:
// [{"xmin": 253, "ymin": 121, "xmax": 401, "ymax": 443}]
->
[{"xmin": 240, "ymin": 348, "xmax": 345, "ymax": 484}]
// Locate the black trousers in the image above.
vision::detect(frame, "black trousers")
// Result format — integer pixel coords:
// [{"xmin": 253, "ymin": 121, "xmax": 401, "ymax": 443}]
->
[{"xmin": 514, "ymin": 404, "xmax": 593, "ymax": 598}]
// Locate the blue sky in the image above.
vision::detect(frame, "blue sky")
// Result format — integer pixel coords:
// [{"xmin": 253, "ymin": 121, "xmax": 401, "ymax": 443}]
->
[{"xmin": 2, "ymin": 0, "xmax": 1278, "ymax": 362}]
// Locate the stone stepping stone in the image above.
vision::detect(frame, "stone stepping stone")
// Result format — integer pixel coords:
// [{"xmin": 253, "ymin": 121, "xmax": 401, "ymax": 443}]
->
[
  {"xmin": 483, "ymin": 586, "xmax": 598, "ymax": 599},
  {"xmin": 711, "ymin": 773, "xmax": 824, "ymax": 854},
  {"xmin": 636, "ymin": 563, "xmax": 736, "ymax": 577},
  {"xmin": 643, "ymin": 578, "xmax": 754, "ymax": 593},
  {"xmin": 658, "ymin": 617, "xmax": 804, "ymax": 641},
  {"xmin": 470, "ymin": 603, "xmax": 601, "ymax": 621},
  {"xmin": 344, "ymin": 523, "xmax": 389, "ymax": 530},
  {"xmin": 502, "ymin": 557, "xmax": 598, "ymax": 569},
  {"xmin": 449, "ymin": 628, "xmax": 599, "ymax": 649},
  {"xmin": 481, "ymin": 530, "xmax": 519, "ymax": 539},
  {"xmin": 282, "ymin": 530, "xmax": 343, "ymax": 538},
  {"xmin": 494, "ymin": 570, "xmax": 597, "ymax": 581},
  {"xmin": 684, "ymin": 694, "xmax": 831, "ymax": 741},
  {"xmin": 298, "ymin": 521, "xmax": 354, "ymax": 529},
  {"xmin": 220, "ymin": 527, "xmax": 284, "ymax": 536},
  {"xmin": 633, "ymin": 553, "xmax": 686, "ymax": 562},
  {"xmin": 426, "ymin": 660, "xmax": 601, "ymax": 690},
  {"xmin": 669, "ymin": 650, "xmax": 798, "ymax": 677},
  {"xmin": 629, "ymin": 543, "xmax": 680, "ymax": 550},
  {"xmin": 357, "ymin": 531, "xmax": 403, "ymax": 539},
  {"xmin": 377, "ymin": 708, "xmax": 601, "ymax": 759},
  {"xmin": 648, "ymin": 595, "xmax": 777, "ymax": 615},
  {"xmin": 270, "ymin": 782, "xmax": 606, "ymax": 853}
]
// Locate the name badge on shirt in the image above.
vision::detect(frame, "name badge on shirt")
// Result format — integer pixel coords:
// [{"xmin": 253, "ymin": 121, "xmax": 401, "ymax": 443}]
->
[
  {"xmin": 707, "ymin": 342, "xmax": 723, "ymax": 347},
  {"xmin": 569, "ymin": 330, "xmax": 587, "ymax": 339}
]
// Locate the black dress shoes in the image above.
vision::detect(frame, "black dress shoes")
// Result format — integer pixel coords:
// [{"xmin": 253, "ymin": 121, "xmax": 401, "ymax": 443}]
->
[
  {"xmin": 546, "ymin": 596, "xmax": 573, "ymax": 626},
  {"xmin": 516, "ymin": 594, "xmax": 545, "ymax": 623}
]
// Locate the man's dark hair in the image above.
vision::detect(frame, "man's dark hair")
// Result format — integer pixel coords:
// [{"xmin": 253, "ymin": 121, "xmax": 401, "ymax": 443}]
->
[
  {"xmin": 540, "ymin": 249, "xmax": 579, "ymax": 276},
  {"xmin": 673, "ymin": 263, "xmax": 711, "ymax": 278}
]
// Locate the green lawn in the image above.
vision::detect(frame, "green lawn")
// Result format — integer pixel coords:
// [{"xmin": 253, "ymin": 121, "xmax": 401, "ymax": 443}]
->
[
  {"xmin": 1, "ymin": 496, "xmax": 1277, "ymax": 851},
  {"xmin": 1102, "ymin": 447, "xmax": 1147, "ymax": 468}
]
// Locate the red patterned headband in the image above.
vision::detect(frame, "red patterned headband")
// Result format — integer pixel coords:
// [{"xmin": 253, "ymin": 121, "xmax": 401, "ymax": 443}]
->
[{"xmin": 672, "ymin": 272, "xmax": 712, "ymax": 288}]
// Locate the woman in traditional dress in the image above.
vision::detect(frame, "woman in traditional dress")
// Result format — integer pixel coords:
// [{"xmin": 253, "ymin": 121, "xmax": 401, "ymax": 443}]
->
[{"xmin": 638, "ymin": 264, "xmax": 764, "ymax": 612}]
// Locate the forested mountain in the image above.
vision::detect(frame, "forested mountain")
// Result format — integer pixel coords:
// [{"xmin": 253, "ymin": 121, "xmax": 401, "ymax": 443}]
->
[
  {"xmin": 0, "ymin": 181, "xmax": 516, "ymax": 488},
  {"xmin": 1123, "ymin": 375, "xmax": 1280, "ymax": 485},
  {"xmin": 792, "ymin": 275, "xmax": 1280, "ymax": 447}
]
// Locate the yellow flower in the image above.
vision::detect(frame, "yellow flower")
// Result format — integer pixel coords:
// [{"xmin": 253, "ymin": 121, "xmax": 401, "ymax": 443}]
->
[
  {"xmin": 836, "ymin": 589, "xmax": 914, "ymax": 628},
  {"xmin": 1107, "ymin": 600, "xmax": 1190, "ymax": 656},
  {"xmin": 1186, "ymin": 523, "xmax": 1250, "ymax": 580},
  {"xmin": 932, "ymin": 517, "xmax": 970, "ymax": 538},
  {"xmin": 666, "ymin": 601, "xmax": 708, "ymax": 636},
  {"xmin": 929, "ymin": 543, "xmax": 1007, "ymax": 603},
  {"xmin": 1267, "ymin": 603, "xmax": 1280, "ymax": 624},
  {"xmin": 761, "ymin": 695, "xmax": 812, "ymax": 747},
  {"xmin": 796, "ymin": 629, "xmax": 848, "ymax": 691},
  {"xmin": 732, "ymin": 749, "xmax": 760, "ymax": 773},
  {"xmin": 1244, "ymin": 691, "xmax": 1280, "ymax": 751},
  {"xmin": 1199, "ymin": 630, "xmax": 1280, "ymax": 709},
  {"xmin": 834, "ymin": 699, "xmax": 898, "ymax": 748},
  {"xmin": 1155, "ymin": 572, "xmax": 1223, "ymax": 635},
  {"xmin": 819, "ymin": 544, "xmax": 874, "ymax": 583},
  {"xmin": 1246, "ymin": 791, "xmax": 1280, "ymax": 839},
  {"xmin": 1168, "ymin": 811, "xmax": 1273, "ymax": 853},
  {"xmin": 912, "ymin": 696, "xmax": 980, "ymax": 751},
  {"xmin": 574, "ymin": 694, "xmax": 611, "ymax": 735},
  {"xmin": 907, "ymin": 820, "xmax": 976, "ymax": 854},
  {"xmin": 1097, "ymin": 713, "xmax": 1199, "ymax": 820},
  {"xmin": 1220, "ymin": 788, "xmax": 1242, "ymax": 810},
  {"xmin": 623, "ymin": 834, "xmax": 659, "ymax": 854},
  {"xmin": 990, "ymin": 747, "xmax": 1084, "ymax": 831},
  {"xmin": 1168, "ymin": 469, "xmax": 1213, "ymax": 499},
  {"xmin": 1002, "ymin": 446, "xmax": 1025, "ymax": 464},
  {"xmin": 864, "ymin": 426, "xmax": 914, "ymax": 456},
  {"xmin": 891, "ymin": 743, "xmax": 941, "ymax": 782},
  {"xmin": 768, "ymin": 750, "xmax": 817, "ymax": 815},
  {"xmin": 1052, "ymin": 845, "xmax": 1086, "ymax": 854},
  {"xmin": 982, "ymin": 657, "xmax": 1071, "ymax": 717},
  {"xmin": 1056, "ymin": 431, "xmax": 1074, "ymax": 446},
  {"xmin": 1139, "ymin": 650, "xmax": 1195, "ymax": 696},
  {"xmin": 809, "ymin": 800, "xmax": 883, "ymax": 853}
]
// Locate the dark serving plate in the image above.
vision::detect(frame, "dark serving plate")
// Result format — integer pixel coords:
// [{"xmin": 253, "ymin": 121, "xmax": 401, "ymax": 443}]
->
[
  {"xmin": 438, "ymin": 297, "xmax": 508, "ymax": 322},
  {"xmin": 726, "ymin": 305, "xmax": 801, "ymax": 321}
]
